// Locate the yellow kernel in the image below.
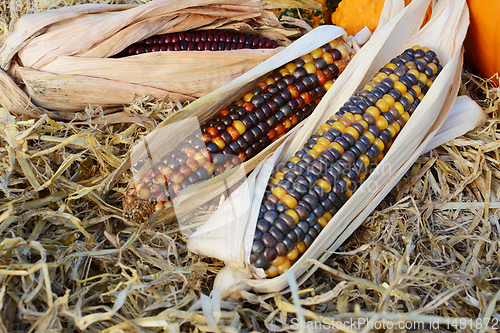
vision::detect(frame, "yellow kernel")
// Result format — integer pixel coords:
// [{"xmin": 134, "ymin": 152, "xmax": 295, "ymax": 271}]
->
[
  {"xmin": 401, "ymin": 111, "xmax": 410, "ymax": 122},
  {"xmin": 279, "ymin": 68, "xmax": 290, "ymax": 76},
  {"xmin": 330, "ymin": 114, "xmax": 340, "ymax": 121},
  {"xmin": 394, "ymin": 81, "xmax": 407, "ymax": 94},
  {"xmin": 282, "ymin": 195, "xmax": 298, "ymax": 209},
  {"xmin": 387, "ymin": 124, "xmax": 397, "ymax": 138},
  {"xmin": 420, "ymin": 73, "xmax": 429, "ymax": 85},
  {"xmin": 243, "ymin": 93, "xmax": 254, "ymax": 102},
  {"xmin": 317, "ymin": 179, "xmax": 332, "ymax": 193},
  {"xmin": 275, "ymin": 172, "xmax": 284, "ymax": 181},
  {"xmin": 318, "ymin": 216, "xmax": 328, "ymax": 228},
  {"xmin": 285, "ymin": 209, "xmax": 299, "ymax": 224},
  {"xmin": 359, "ymin": 171, "xmax": 367, "ymax": 181},
  {"xmin": 359, "ymin": 154, "xmax": 370, "ymax": 167},
  {"xmin": 265, "ymin": 77, "xmax": 276, "ymax": 85},
  {"xmin": 406, "ymin": 61, "xmax": 417, "ymax": 70},
  {"xmin": 329, "ymin": 39, "xmax": 338, "ymax": 49},
  {"xmin": 324, "ymin": 80, "xmax": 334, "ymax": 91},
  {"xmin": 359, "ymin": 120, "xmax": 369, "ymax": 131},
  {"xmin": 345, "ymin": 126, "xmax": 360, "ymax": 140},
  {"xmin": 290, "ymin": 156, "xmax": 300, "ymax": 164},
  {"xmin": 394, "ymin": 102, "xmax": 405, "ymax": 115},
  {"xmin": 312, "ymin": 144, "xmax": 326, "ymax": 154},
  {"xmin": 232, "ymin": 120, "xmax": 246, "ymax": 135},
  {"xmin": 346, "ymin": 189, "xmax": 353, "ymax": 198},
  {"xmin": 411, "ymin": 85, "xmax": 422, "ymax": 97},
  {"xmin": 375, "ymin": 99, "xmax": 390, "ymax": 113},
  {"xmin": 296, "ymin": 241, "xmax": 307, "ymax": 254},
  {"xmin": 317, "ymin": 137, "xmax": 331, "ymax": 148},
  {"xmin": 307, "ymin": 149, "xmax": 319, "ymax": 159},
  {"xmin": 342, "ymin": 176, "xmax": 351, "ymax": 189},
  {"xmin": 428, "ymin": 62, "xmax": 438, "ymax": 74},
  {"xmin": 376, "ymin": 116, "xmax": 388, "ymax": 130},
  {"xmin": 303, "ymin": 62, "xmax": 317, "ymax": 74},
  {"xmin": 315, "ymin": 129, "xmax": 325, "ymax": 136},
  {"xmin": 408, "ymin": 69, "xmax": 420, "ymax": 78},
  {"xmin": 277, "ymin": 259, "xmax": 292, "ymax": 274},
  {"xmin": 320, "ymin": 124, "xmax": 331, "ymax": 132},
  {"xmin": 384, "ymin": 63, "xmax": 397, "ymax": 70},
  {"xmin": 366, "ymin": 106, "xmax": 381, "ymax": 120},
  {"xmin": 270, "ymin": 178, "xmax": 278, "ymax": 185},
  {"xmin": 372, "ymin": 76, "xmax": 382, "ymax": 83},
  {"xmin": 285, "ymin": 62, "xmax": 297, "ymax": 74},
  {"xmin": 265, "ymin": 265, "xmax": 279, "ymax": 278},
  {"xmin": 330, "ymin": 142, "xmax": 345, "ymax": 154},
  {"xmin": 311, "ymin": 48, "xmax": 323, "ymax": 59},
  {"xmin": 343, "ymin": 112, "xmax": 355, "ymax": 123},
  {"xmin": 323, "ymin": 212, "xmax": 333, "ymax": 220},
  {"xmin": 412, "ymin": 45, "xmax": 422, "ymax": 50},
  {"xmin": 392, "ymin": 121, "xmax": 401, "ymax": 133},
  {"xmin": 374, "ymin": 138, "xmax": 385, "ymax": 152},
  {"xmin": 389, "ymin": 73, "xmax": 400, "ymax": 81},
  {"xmin": 364, "ymin": 131, "xmax": 375, "ymax": 143},
  {"xmin": 272, "ymin": 186, "xmax": 287, "ymax": 199},
  {"xmin": 363, "ymin": 84, "xmax": 374, "ymax": 91},
  {"xmin": 382, "ymin": 94, "xmax": 395, "ymax": 107},
  {"xmin": 374, "ymin": 152, "xmax": 384, "ymax": 163},
  {"xmin": 286, "ymin": 248, "xmax": 299, "ymax": 260},
  {"xmin": 271, "ymin": 256, "xmax": 286, "ymax": 266},
  {"xmin": 332, "ymin": 121, "xmax": 346, "ymax": 132},
  {"xmin": 322, "ymin": 52, "xmax": 334, "ymax": 64},
  {"xmin": 403, "ymin": 92, "xmax": 414, "ymax": 104},
  {"xmin": 376, "ymin": 72, "xmax": 389, "ymax": 80},
  {"xmin": 354, "ymin": 114, "xmax": 363, "ymax": 122},
  {"xmin": 301, "ymin": 54, "xmax": 314, "ymax": 63}
]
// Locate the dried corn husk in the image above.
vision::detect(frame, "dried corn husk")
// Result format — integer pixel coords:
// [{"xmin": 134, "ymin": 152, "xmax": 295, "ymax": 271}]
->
[
  {"xmin": 186, "ymin": 0, "xmax": 485, "ymax": 299},
  {"xmin": 0, "ymin": 0, "xmax": 302, "ymax": 119}
]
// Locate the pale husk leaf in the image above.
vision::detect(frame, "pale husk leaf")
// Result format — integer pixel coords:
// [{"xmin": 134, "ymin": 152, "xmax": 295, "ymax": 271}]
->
[{"xmin": 36, "ymin": 48, "xmax": 282, "ymax": 101}]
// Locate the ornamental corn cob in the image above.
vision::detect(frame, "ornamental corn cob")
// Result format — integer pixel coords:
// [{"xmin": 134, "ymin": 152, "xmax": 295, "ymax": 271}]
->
[
  {"xmin": 250, "ymin": 46, "xmax": 442, "ymax": 277},
  {"xmin": 115, "ymin": 30, "xmax": 280, "ymax": 57},
  {"xmin": 124, "ymin": 38, "xmax": 355, "ymax": 223}
]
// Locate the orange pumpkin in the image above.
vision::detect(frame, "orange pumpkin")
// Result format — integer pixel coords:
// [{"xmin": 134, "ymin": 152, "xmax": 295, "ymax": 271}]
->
[
  {"xmin": 331, "ymin": 0, "xmax": 431, "ymax": 37},
  {"xmin": 464, "ymin": 0, "xmax": 500, "ymax": 85}
]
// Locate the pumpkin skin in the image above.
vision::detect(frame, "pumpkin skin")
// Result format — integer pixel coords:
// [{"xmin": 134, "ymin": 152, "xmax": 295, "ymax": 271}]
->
[
  {"xmin": 272, "ymin": 0, "xmax": 334, "ymax": 28},
  {"xmin": 331, "ymin": 0, "xmax": 430, "ymax": 37},
  {"xmin": 464, "ymin": 0, "xmax": 500, "ymax": 85}
]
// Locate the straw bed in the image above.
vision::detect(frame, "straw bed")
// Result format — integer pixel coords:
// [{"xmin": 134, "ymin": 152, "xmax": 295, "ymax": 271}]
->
[{"xmin": 0, "ymin": 1, "xmax": 499, "ymax": 332}]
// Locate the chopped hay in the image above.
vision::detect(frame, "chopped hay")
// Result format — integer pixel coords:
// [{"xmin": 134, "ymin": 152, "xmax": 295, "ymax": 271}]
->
[{"xmin": 1, "ymin": 1, "xmax": 500, "ymax": 332}]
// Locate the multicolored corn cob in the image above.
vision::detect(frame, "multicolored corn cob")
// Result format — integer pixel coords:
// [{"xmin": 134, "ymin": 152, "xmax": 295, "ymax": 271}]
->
[
  {"xmin": 250, "ymin": 46, "xmax": 442, "ymax": 277},
  {"xmin": 124, "ymin": 39, "xmax": 355, "ymax": 223},
  {"xmin": 115, "ymin": 30, "xmax": 280, "ymax": 57}
]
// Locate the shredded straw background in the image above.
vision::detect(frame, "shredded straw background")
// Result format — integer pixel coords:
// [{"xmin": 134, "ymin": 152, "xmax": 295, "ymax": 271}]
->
[{"xmin": 0, "ymin": 1, "xmax": 499, "ymax": 332}]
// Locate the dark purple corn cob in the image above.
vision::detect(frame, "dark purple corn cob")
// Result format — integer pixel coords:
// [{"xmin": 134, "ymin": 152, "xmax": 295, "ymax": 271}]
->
[{"xmin": 115, "ymin": 30, "xmax": 280, "ymax": 57}]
